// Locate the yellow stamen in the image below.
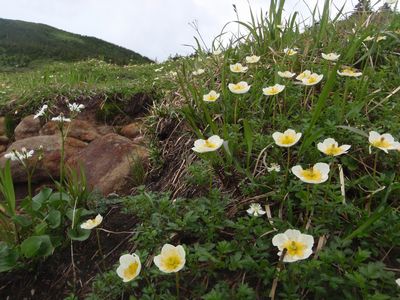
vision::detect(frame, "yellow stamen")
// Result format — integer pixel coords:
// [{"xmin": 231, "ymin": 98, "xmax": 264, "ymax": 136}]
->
[
  {"xmin": 205, "ymin": 140, "xmax": 216, "ymax": 148},
  {"xmin": 282, "ymin": 240, "xmax": 306, "ymax": 257},
  {"xmin": 123, "ymin": 261, "xmax": 139, "ymax": 280},
  {"xmin": 163, "ymin": 254, "xmax": 181, "ymax": 271},
  {"xmin": 279, "ymin": 134, "xmax": 295, "ymax": 145},
  {"xmin": 372, "ymin": 137, "xmax": 391, "ymax": 149},
  {"xmin": 300, "ymin": 167, "xmax": 322, "ymax": 181},
  {"xmin": 325, "ymin": 144, "xmax": 342, "ymax": 156}
]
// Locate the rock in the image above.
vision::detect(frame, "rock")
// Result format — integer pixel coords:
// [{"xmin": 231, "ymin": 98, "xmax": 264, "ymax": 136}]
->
[
  {"xmin": 120, "ymin": 122, "xmax": 142, "ymax": 139},
  {"xmin": 14, "ymin": 115, "xmax": 41, "ymax": 140},
  {"xmin": 67, "ymin": 133, "xmax": 148, "ymax": 195},
  {"xmin": 0, "ymin": 135, "xmax": 9, "ymax": 145},
  {"xmin": 0, "ymin": 135, "xmax": 87, "ymax": 183},
  {"xmin": 40, "ymin": 119, "xmax": 100, "ymax": 142},
  {"xmin": 0, "ymin": 145, "xmax": 6, "ymax": 153},
  {"xmin": 96, "ymin": 125, "xmax": 115, "ymax": 136},
  {"xmin": 0, "ymin": 117, "xmax": 6, "ymax": 136}
]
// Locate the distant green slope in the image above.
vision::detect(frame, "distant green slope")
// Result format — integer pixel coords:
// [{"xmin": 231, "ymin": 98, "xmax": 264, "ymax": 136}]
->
[{"xmin": 0, "ymin": 18, "xmax": 152, "ymax": 67}]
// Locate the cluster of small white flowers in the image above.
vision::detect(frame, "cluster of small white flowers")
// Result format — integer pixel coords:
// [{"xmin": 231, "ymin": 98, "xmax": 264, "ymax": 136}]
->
[
  {"xmin": 52, "ymin": 115, "xmax": 72, "ymax": 123},
  {"xmin": 68, "ymin": 103, "xmax": 85, "ymax": 113},
  {"xmin": 33, "ymin": 104, "xmax": 48, "ymax": 119},
  {"xmin": 4, "ymin": 147, "xmax": 34, "ymax": 162},
  {"xmin": 267, "ymin": 163, "xmax": 281, "ymax": 172}
]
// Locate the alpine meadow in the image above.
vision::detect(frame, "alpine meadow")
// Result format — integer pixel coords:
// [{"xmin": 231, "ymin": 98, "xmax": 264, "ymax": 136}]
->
[{"xmin": 0, "ymin": 0, "xmax": 400, "ymax": 299}]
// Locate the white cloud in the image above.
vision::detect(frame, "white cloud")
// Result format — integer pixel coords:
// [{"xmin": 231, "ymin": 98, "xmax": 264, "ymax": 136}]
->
[{"xmin": 0, "ymin": 0, "xmax": 384, "ymax": 61}]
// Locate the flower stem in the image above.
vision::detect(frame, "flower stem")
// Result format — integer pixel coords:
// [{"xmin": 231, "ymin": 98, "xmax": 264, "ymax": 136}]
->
[
  {"xmin": 27, "ymin": 170, "xmax": 32, "ymax": 201},
  {"xmin": 96, "ymin": 228, "xmax": 106, "ymax": 269},
  {"xmin": 175, "ymin": 272, "xmax": 180, "ymax": 300},
  {"xmin": 373, "ymin": 151, "xmax": 379, "ymax": 178},
  {"xmin": 59, "ymin": 124, "xmax": 65, "ymax": 202}
]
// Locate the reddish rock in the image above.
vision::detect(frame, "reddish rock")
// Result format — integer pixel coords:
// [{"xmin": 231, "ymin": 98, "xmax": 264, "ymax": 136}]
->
[
  {"xmin": 0, "ymin": 135, "xmax": 9, "ymax": 145},
  {"xmin": 96, "ymin": 125, "xmax": 115, "ymax": 136},
  {"xmin": 1, "ymin": 135, "xmax": 87, "ymax": 183},
  {"xmin": 67, "ymin": 133, "xmax": 148, "ymax": 195},
  {"xmin": 120, "ymin": 122, "xmax": 142, "ymax": 139},
  {"xmin": 40, "ymin": 119, "xmax": 100, "ymax": 142},
  {"xmin": 14, "ymin": 115, "xmax": 41, "ymax": 140},
  {"xmin": 0, "ymin": 117, "xmax": 6, "ymax": 136}
]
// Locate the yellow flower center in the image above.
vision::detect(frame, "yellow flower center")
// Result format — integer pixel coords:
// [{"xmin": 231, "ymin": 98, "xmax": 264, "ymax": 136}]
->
[
  {"xmin": 233, "ymin": 84, "xmax": 243, "ymax": 91},
  {"xmin": 205, "ymin": 140, "xmax": 217, "ymax": 148},
  {"xmin": 343, "ymin": 68, "xmax": 356, "ymax": 75},
  {"xmin": 270, "ymin": 87, "xmax": 279, "ymax": 94},
  {"xmin": 207, "ymin": 95, "xmax": 216, "ymax": 101},
  {"xmin": 123, "ymin": 261, "xmax": 139, "ymax": 280},
  {"xmin": 163, "ymin": 254, "xmax": 181, "ymax": 271},
  {"xmin": 279, "ymin": 134, "xmax": 295, "ymax": 145},
  {"xmin": 307, "ymin": 76, "xmax": 317, "ymax": 84},
  {"xmin": 233, "ymin": 65, "xmax": 242, "ymax": 71},
  {"xmin": 372, "ymin": 137, "xmax": 391, "ymax": 149},
  {"xmin": 283, "ymin": 240, "xmax": 306, "ymax": 257},
  {"xmin": 300, "ymin": 168, "xmax": 322, "ymax": 181},
  {"xmin": 325, "ymin": 144, "xmax": 341, "ymax": 156}
]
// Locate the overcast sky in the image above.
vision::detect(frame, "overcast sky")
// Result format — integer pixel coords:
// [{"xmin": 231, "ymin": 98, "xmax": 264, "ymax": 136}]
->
[{"xmin": 0, "ymin": 0, "xmax": 391, "ymax": 61}]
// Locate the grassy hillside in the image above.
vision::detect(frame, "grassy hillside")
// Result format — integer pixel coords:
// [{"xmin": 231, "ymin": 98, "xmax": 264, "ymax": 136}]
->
[
  {"xmin": 0, "ymin": 18, "xmax": 152, "ymax": 68},
  {"xmin": 1, "ymin": 2, "xmax": 400, "ymax": 299}
]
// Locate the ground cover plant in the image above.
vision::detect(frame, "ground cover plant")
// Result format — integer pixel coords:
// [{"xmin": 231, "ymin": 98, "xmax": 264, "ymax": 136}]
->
[{"xmin": 0, "ymin": 0, "xmax": 400, "ymax": 299}]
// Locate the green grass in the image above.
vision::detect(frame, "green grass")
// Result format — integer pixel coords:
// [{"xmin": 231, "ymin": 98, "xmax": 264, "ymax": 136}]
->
[{"xmin": 1, "ymin": 1, "xmax": 400, "ymax": 299}]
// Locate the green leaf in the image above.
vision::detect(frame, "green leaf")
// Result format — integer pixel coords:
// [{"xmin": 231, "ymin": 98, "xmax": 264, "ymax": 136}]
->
[
  {"xmin": 21, "ymin": 235, "xmax": 54, "ymax": 258},
  {"xmin": 336, "ymin": 125, "xmax": 368, "ymax": 138},
  {"xmin": 47, "ymin": 210, "xmax": 62, "ymax": 229},
  {"xmin": 0, "ymin": 242, "xmax": 19, "ymax": 272},
  {"xmin": 32, "ymin": 188, "xmax": 53, "ymax": 211},
  {"xmin": 12, "ymin": 215, "xmax": 32, "ymax": 227},
  {"xmin": 67, "ymin": 227, "xmax": 91, "ymax": 241}
]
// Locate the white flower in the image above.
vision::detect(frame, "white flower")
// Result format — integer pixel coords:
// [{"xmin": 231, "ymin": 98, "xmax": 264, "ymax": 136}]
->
[
  {"xmin": 284, "ymin": 48, "xmax": 298, "ymax": 56},
  {"xmin": 317, "ymin": 138, "xmax": 351, "ymax": 156},
  {"xmin": 278, "ymin": 71, "xmax": 296, "ymax": 78},
  {"xmin": 272, "ymin": 129, "xmax": 302, "ymax": 147},
  {"xmin": 116, "ymin": 253, "xmax": 141, "ymax": 282},
  {"xmin": 245, "ymin": 55, "xmax": 260, "ymax": 64},
  {"xmin": 169, "ymin": 71, "xmax": 178, "ymax": 77},
  {"xmin": 80, "ymin": 214, "xmax": 103, "ymax": 230},
  {"xmin": 51, "ymin": 115, "xmax": 71, "ymax": 123},
  {"xmin": 337, "ymin": 67, "xmax": 362, "ymax": 77},
  {"xmin": 296, "ymin": 70, "xmax": 311, "ymax": 81},
  {"xmin": 368, "ymin": 131, "xmax": 400, "ymax": 153},
  {"xmin": 302, "ymin": 73, "xmax": 323, "ymax": 86},
  {"xmin": 396, "ymin": 278, "xmax": 400, "ymax": 286},
  {"xmin": 213, "ymin": 49, "xmax": 222, "ymax": 55},
  {"xmin": 364, "ymin": 36, "xmax": 374, "ymax": 42},
  {"xmin": 291, "ymin": 162, "xmax": 330, "ymax": 184},
  {"xmin": 376, "ymin": 35, "xmax": 387, "ymax": 42},
  {"xmin": 246, "ymin": 203, "xmax": 266, "ymax": 217},
  {"xmin": 267, "ymin": 163, "xmax": 281, "ymax": 172},
  {"xmin": 4, "ymin": 152, "xmax": 17, "ymax": 161},
  {"xmin": 321, "ymin": 53, "xmax": 340, "ymax": 61},
  {"xmin": 192, "ymin": 69, "xmax": 205, "ymax": 76},
  {"xmin": 230, "ymin": 63, "xmax": 248, "ymax": 73},
  {"xmin": 4, "ymin": 148, "xmax": 34, "ymax": 163},
  {"xmin": 68, "ymin": 103, "xmax": 85, "ymax": 113},
  {"xmin": 155, "ymin": 67, "xmax": 164, "ymax": 72},
  {"xmin": 228, "ymin": 81, "xmax": 251, "ymax": 94},
  {"xmin": 272, "ymin": 229, "xmax": 314, "ymax": 262},
  {"xmin": 192, "ymin": 135, "xmax": 224, "ymax": 153},
  {"xmin": 386, "ymin": 0, "xmax": 397, "ymax": 4},
  {"xmin": 203, "ymin": 90, "xmax": 220, "ymax": 102},
  {"xmin": 33, "ymin": 104, "xmax": 48, "ymax": 119},
  {"xmin": 262, "ymin": 84, "xmax": 285, "ymax": 96},
  {"xmin": 153, "ymin": 244, "xmax": 186, "ymax": 273}
]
